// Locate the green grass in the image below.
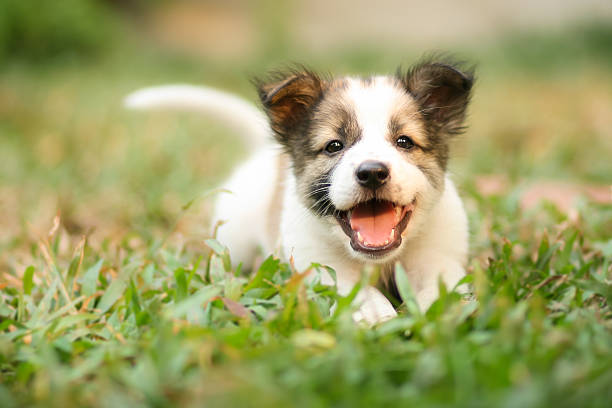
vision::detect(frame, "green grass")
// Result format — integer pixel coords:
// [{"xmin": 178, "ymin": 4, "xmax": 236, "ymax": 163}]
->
[
  {"xmin": 0, "ymin": 14, "xmax": 611, "ymax": 407},
  {"xmin": 0, "ymin": 195, "xmax": 610, "ymax": 407}
]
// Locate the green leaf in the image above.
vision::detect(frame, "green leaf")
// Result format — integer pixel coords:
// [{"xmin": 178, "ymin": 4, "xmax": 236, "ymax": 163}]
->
[
  {"xmin": 80, "ymin": 259, "xmax": 103, "ymax": 297},
  {"xmin": 67, "ymin": 257, "xmax": 80, "ymax": 282},
  {"xmin": 310, "ymin": 263, "xmax": 337, "ymax": 286},
  {"xmin": 224, "ymin": 275, "xmax": 244, "ymax": 301},
  {"xmin": 578, "ymin": 279, "xmax": 612, "ymax": 305},
  {"xmin": 594, "ymin": 239, "xmax": 612, "ymax": 258},
  {"xmin": 97, "ymin": 276, "xmax": 127, "ymax": 314},
  {"xmin": 29, "ymin": 279, "xmax": 59, "ymax": 327},
  {"xmin": 535, "ymin": 235, "xmax": 560, "ymax": 271},
  {"xmin": 128, "ymin": 279, "xmax": 141, "ymax": 314},
  {"xmin": 53, "ymin": 313, "xmax": 98, "ymax": 333},
  {"xmin": 209, "ymin": 255, "xmax": 226, "ymax": 283},
  {"xmin": 205, "ymin": 239, "xmax": 232, "ymax": 273},
  {"xmin": 558, "ymin": 230, "xmax": 578, "ymax": 265},
  {"xmin": 291, "ymin": 329, "xmax": 336, "ymax": 350},
  {"xmin": 455, "ymin": 274, "xmax": 474, "ymax": 288},
  {"xmin": 174, "ymin": 268, "xmax": 188, "ymax": 301},
  {"xmin": 375, "ymin": 316, "xmax": 416, "ymax": 336},
  {"xmin": 205, "ymin": 239, "xmax": 226, "ymax": 255},
  {"xmin": 168, "ymin": 286, "xmax": 221, "ymax": 319},
  {"xmin": 244, "ymin": 256, "xmax": 280, "ymax": 291},
  {"xmin": 333, "ymin": 281, "xmax": 361, "ymax": 318},
  {"xmin": 187, "ymin": 255, "xmax": 203, "ymax": 286},
  {"xmin": 23, "ymin": 266, "xmax": 34, "ymax": 296},
  {"xmin": 394, "ymin": 262, "xmax": 421, "ymax": 316}
]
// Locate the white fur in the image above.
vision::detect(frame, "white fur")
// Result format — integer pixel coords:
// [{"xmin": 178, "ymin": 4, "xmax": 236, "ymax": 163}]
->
[
  {"xmin": 212, "ymin": 147, "xmax": 282, "ymax": 266},
  {"xmin": 125, "ymin": 80, "xmax": 469, "ymax": 326},
  {"xmin": 124, "ymin": 85, "xmax": 270, "ymax": 150}
]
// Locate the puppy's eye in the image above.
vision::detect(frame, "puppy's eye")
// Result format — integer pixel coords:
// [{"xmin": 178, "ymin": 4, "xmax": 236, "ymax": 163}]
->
[
  {"xmin": 396, "ymin": 135, "xmax": 415, "ymax": 150},
  {"xmin": 324, "ymin": 140, "xmax": 344, "ymax": 154}
]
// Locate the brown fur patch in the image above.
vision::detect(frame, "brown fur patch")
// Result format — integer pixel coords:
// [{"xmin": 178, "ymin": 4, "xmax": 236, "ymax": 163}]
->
[
  {"xmin": 397, "ymin": 60, "xmax": 474, "ymax": 139},
  {"xmin": 255, "ymin": 70, "xmax": 325, "ymax": 142}
]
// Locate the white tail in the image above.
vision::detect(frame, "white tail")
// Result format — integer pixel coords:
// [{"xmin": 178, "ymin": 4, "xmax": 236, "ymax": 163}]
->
[{"xmin": 124, "ymin": 84, "xmax": 270, "ymax": 150}]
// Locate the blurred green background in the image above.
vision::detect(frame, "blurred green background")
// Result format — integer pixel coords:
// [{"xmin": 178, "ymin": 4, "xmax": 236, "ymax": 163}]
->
[{"xmin": 1, "ymin": 0, "xmax": 611, "ymax": 269}]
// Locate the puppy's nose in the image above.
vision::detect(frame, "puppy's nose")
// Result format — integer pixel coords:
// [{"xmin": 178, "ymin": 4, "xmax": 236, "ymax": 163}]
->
[{"xmin": 355, "ymin": 161, "xmax": 390, "ymax": 190}]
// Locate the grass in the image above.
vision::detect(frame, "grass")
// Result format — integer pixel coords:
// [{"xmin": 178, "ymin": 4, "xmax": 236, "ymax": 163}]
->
[
  {"xmin": 0, "ymin": 194, "xmax": 610, "ymax": 407},
  {"xmin": 0, "ymin": 14, "xmax": 611, "ymax": 407}
]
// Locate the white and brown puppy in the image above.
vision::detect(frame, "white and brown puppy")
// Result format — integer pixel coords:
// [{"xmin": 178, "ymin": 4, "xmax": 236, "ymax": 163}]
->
[{"xmin": 125, "ymin": 59, "xmax": 474, "ymax": 324}]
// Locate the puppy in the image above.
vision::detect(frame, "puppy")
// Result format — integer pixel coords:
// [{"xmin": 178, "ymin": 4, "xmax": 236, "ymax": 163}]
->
[{"xmin": 125, "ymin": 59, "xmax": 474, "ymax": 324}]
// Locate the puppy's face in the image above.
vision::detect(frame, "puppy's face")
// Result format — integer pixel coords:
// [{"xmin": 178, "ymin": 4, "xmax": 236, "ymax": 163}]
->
[{"xmin": 258, "ymin": 61, "xmax": 473, "ymax": 262}]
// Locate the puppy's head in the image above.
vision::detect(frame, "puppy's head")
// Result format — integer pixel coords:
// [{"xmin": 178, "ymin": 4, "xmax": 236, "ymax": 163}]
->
[{"xmin": 256, "ymin": 60, "xmax": 474, "ymax": 262}]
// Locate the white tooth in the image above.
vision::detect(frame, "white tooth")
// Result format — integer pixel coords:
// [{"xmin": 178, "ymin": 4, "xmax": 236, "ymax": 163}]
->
[
  {"xmin": 364, "ymin": 240, "xmax": 370, "ymax": 246},
  {"xmin": 383, "ymin": 239, "xmax": 389, "ymax": 245},
  {"xmin": 357, "ymin": 231, "xmax": 363, "ymax": 243},
  {"xmin": 389, "ymin": 229, "xmax": 395, "ymax": 241}
]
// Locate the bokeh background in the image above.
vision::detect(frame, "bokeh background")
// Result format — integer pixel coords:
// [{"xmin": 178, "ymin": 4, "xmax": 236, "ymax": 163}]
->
[{"xmin": 1, "ymin": 0, "xmax": 611, "ymax": 270}]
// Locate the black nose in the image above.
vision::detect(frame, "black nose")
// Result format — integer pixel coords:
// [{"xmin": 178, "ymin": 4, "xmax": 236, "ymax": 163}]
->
[{"xmin": 355, "ymin": 161, "xmax": 390, "ymax": 190}]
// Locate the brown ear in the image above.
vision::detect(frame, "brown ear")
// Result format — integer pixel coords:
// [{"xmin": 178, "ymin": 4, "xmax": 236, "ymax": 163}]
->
[
  {"xmin": 399, "ymin": 61, "xmax": 474, "ymax": 136},
  {"xmin": 255, "ymin": 69, "xmax": 324, "ymax": 142}
]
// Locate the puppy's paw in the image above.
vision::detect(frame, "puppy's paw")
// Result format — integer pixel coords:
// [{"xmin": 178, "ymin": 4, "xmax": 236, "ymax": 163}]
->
[
  {"xmin": 415, "ymin": 262, "xmax": 467, "ymax": 312},
  {"xmin": 351, "ymin": 287, "xmax": 397, "ymax": 326},
  {"xmin": 415, "ymin": 288, "xmax": 438, "ymax": 312},
  {"xmin": 352, "ymin": 306, "xmax": 397, "ymax": 326}
]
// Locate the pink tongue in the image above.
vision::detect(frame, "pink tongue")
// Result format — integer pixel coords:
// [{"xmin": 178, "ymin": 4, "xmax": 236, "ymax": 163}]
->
[{"xmin": 350, "ymin": 201, "xmax": 396, "ymax": 246}]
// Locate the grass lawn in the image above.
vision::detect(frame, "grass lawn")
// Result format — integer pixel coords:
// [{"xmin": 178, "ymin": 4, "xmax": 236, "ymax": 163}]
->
[{"xmin": 0, "ymin": 15, "xmax": 611, "ymax": 407}]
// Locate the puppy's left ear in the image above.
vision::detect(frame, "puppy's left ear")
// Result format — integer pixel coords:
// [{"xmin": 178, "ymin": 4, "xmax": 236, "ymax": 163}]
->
[
  {"xmin": 399, "ymin": 61, "xmax": 474, "ymax": 136},
  {"xmin": 255, "ymin": 69, "xmax": 324, "ymax": 144}
]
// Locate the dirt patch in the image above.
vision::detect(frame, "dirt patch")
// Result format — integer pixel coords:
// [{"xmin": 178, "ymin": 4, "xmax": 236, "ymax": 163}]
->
[{"xmin": 476, "ymin": 174, "xmax": 611, "ymax": 213}]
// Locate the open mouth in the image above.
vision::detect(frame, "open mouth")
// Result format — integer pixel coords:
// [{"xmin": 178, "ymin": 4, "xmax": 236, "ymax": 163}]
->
[{"xmin": 335, "ymin": 199, "xmax": 414, "ymax": 256}]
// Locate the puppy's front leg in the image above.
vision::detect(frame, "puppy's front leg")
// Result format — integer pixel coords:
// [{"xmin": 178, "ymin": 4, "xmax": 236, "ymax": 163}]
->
[{"xmin": 412, "ymin": 258, "xmax": 466, "ymax": 312}]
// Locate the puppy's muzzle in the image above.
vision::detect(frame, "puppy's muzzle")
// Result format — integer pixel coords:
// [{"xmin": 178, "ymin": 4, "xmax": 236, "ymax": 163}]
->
[{"xmin": 355, "ymin": 161, "xmax": 389, "ymax": 190}]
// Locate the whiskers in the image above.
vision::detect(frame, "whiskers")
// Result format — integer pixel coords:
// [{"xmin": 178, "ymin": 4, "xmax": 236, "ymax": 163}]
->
[
  {"xmin": 283, "ymin": 178, "xmax": 341, "ymax": 231},
  {"xmin": 305, "ymin": 179, "xmax": 338, "ymax": 218}
]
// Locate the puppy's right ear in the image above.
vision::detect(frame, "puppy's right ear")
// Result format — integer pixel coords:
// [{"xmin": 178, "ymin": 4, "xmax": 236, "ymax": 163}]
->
[{"xmin": 255, "ymin": 70, "xmax": 324, "ymax": 142}]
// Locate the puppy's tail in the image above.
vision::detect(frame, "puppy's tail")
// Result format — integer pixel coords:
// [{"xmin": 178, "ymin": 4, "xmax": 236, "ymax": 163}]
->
[{"xmin": 124, "ymin": 84, "xmax": 270, "ymax": 150}]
